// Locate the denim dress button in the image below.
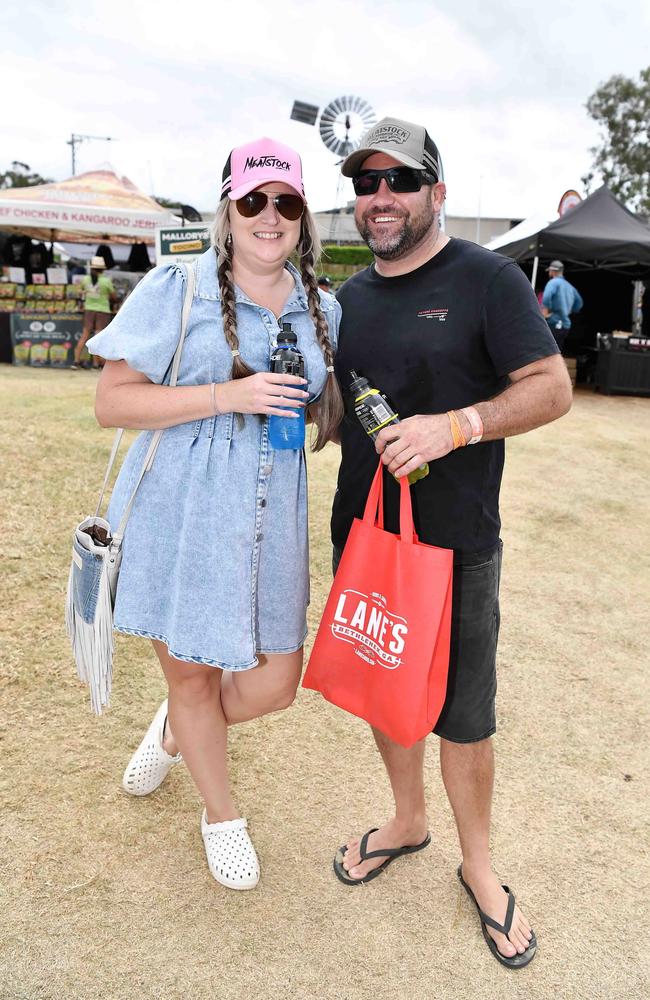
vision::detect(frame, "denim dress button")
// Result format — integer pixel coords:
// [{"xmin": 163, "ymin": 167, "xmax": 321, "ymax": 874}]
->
[{"xmin": 86, "ymin": 247, "xmax": 341, "ymax": 670}]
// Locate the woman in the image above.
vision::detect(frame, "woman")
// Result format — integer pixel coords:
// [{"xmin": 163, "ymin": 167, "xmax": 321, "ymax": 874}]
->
[
  {"xmin": 73, "ymin": 255, "xmax": 115, "ymax": 369},
  {"xmin": 87, "ymin": 137, "xmax": 343, "ymax": 890}
]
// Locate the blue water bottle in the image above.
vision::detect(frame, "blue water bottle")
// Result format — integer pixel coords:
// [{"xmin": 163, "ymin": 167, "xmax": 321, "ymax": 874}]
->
[{"xmin": 268, "ymin": 323, "xmax": 306, "ymax": 450}]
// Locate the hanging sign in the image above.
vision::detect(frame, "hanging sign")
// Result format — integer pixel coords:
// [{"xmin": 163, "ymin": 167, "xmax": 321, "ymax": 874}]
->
[{"xmin": 558, "ymin": 190, "xmax": 582, "ymax": 217}]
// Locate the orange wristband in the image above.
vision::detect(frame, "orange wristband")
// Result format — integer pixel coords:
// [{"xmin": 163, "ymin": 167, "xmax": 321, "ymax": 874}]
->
[{"xmin": 447, "ymin": 410, "xmax": 467, "ymax": 449}]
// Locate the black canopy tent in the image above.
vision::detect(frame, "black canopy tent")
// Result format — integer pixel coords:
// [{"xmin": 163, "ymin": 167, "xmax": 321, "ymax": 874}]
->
[
  {"xmin": 494, "ymin": 186, "xmax": 650, "ymax": 274},
  {"xmin": 494, "ymin": 186, "xmax": 650, "ymax": 349},
  {"xmin": 494, "ymin": 186, "xmax": 650, "ymax": 394}
]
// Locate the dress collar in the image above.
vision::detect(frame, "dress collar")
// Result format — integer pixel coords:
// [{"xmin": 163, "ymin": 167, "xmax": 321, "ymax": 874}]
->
[{"xmin": 194, "ymin": 247, "xmax": 309, "ymax": 311}]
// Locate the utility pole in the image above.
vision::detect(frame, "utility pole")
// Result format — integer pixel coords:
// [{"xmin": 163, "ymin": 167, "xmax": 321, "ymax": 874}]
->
[{"xmin": 67, "ymin": 133, "xmax": 117, "ymax": 175}]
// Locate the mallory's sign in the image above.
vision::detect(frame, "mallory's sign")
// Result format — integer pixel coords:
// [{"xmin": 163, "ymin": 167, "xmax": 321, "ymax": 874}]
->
[{"xmin": 155, "ymin": 225, "xmax": 212, "ymax": 264}]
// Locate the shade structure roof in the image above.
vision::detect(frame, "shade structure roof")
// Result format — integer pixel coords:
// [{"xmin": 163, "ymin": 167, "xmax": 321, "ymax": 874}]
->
[
  {"xmin": 0, "ymin": 169, "xmax": 177, "ymax": 244},
  {"xmin": 492, "ymin": 186, "xmax": 650, "ymax": 276}
]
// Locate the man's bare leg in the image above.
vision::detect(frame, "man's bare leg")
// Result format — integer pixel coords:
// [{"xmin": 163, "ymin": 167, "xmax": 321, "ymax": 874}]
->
[
  {"xmin": 440, "ymin": 737, "xmax": 533, "ymax": 958},
  {"xmin": 340, "ymin": 729, "xmax": 429, "ymax": 880}
]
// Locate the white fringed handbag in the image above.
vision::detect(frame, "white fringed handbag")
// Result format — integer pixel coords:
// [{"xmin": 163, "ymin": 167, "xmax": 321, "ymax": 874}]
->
[{"xmin": 65, "ymin": 262, "xmax": 195, "ymax": 713}]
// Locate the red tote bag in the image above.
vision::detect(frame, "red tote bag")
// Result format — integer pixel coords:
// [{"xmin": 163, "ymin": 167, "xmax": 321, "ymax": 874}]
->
[{"xmin": 303, "ymin": 461, "xmax": 454, "ymax": 748}]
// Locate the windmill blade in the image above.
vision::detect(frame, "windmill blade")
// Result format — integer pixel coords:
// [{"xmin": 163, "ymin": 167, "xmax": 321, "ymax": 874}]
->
[{"xmin": 318, "ymin": 95, "xmax": 377, "ymax": 158}]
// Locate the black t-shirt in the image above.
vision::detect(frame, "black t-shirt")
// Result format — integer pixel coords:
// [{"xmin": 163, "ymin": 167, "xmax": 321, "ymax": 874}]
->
[{"xmin": 332, "ymin": 238, "xmax": 559, "ymax": 554}]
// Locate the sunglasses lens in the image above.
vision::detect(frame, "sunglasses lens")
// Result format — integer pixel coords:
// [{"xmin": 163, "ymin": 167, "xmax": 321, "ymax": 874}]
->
[
  {"xmin": 353, "ymin": 173, "xmax": 380, "ymax": 196},
  {"xmin": 388, "ymin": 168, "xmax": 423, "ymax": 193},
  {"xmin": 275, "ymin": 194, "xmax": 304, "ymax": 221},
  {"xmin": 236, "ymin": 192, "xmax": 267, "ymax": 218},
  {"xmin": 235, "ymin": 192, "xmax": 304, "ymax": 220}
]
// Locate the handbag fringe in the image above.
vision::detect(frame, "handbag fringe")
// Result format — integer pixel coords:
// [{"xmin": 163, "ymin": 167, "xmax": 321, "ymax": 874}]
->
[{"xmin": 65, "ymin": 559, "xmax": 114, "ymax": 715}]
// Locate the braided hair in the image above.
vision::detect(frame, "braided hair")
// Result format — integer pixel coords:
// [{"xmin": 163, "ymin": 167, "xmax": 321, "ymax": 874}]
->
[
  {"xmin": 216, "ymin": 235, "xmax": 256, "ymax": 382},
  {"xmin": 211, "ymin": 199, "xmax": 343, "ymax": 450},
  {"xmin": 296, "ymin": 214, "xmax": 344, "ymax": 451}
]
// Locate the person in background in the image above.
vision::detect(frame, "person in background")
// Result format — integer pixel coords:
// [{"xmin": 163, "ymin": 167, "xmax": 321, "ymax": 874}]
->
[
  {"xmin": 72, "ymin": 256, "xmax": 116, "ymax": 369},
  {"xmin": 541, "ymin": 260, "xmax": 583, "ymax": 351},
  {"xmin": 318, "ymin": 275, "xmax": 332, "ymax": 292}
]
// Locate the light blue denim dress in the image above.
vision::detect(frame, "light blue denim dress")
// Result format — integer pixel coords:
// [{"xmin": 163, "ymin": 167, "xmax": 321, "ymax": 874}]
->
[{"xmin": 87, "ymin": 247, "xmax": 340, "ymax": 670}]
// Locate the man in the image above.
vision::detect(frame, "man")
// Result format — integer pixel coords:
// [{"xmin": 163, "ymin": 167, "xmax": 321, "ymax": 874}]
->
[
  {"xmin": 318, "ymin": 275, "xmax": 333, "ymax": 292},
  {"xmin": 330, "ymin": 117, "xmax": 572, "ymax": 969},
  {"xmin": 541, "ymin": 259, "xmax": 583, "ymax": 351}
]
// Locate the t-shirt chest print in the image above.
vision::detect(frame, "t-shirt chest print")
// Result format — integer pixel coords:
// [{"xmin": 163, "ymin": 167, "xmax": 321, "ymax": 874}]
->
[{"xmin": 417, "ymin": 306, "xmax": 449, "ymax": 322}]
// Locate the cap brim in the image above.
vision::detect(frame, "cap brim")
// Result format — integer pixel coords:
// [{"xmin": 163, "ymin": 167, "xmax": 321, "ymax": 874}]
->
[
  {"xmin": 341, "ymin": 146, "xmax": 429, "ymax": 177},
  {"xmin": 228, "ymin": 178, "xmax": 305, "ymax": 201}
]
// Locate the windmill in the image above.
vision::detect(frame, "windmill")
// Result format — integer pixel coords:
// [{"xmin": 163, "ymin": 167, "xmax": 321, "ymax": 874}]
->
[{"xmin": 290, "ymin": 95, "xmax": 377, "ymax": 242}]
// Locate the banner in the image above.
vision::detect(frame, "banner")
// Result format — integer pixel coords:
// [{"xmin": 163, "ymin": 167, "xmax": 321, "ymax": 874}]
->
[{"xmin": 10, "ymin": 312, "xmax": 84, "ymax": 367}]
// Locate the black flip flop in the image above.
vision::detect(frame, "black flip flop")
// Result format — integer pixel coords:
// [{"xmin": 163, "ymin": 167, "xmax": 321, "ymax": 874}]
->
[
  {"xmin": 457, "ymin": 865, "xmax": 537, "ymax": 969},
  {"xmin": 333, "ymin": 827, "xmax": 431, "ymax": 886}
]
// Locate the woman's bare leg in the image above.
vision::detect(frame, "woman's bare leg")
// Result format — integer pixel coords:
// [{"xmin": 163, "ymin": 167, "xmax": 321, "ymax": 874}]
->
[
  {"xmin": 153, "ymin": 640, "xmax": 238, "ymax": 823},
  {"xmin": 73, "ymin": 318, "xmax": 93, "ymax": 365},
  {"xmin": 220, "ymin": 649, "xmax": 303, "ymax": 725}
]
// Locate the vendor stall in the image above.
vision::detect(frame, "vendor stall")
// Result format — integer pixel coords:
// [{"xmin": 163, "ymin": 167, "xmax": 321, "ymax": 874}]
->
[
  {"xmin": 487, "ymin": 186, "xmax": 650, "ymax": 394},
  {"xmin": 0, "ymin": 169, "xmax": 177, "ymax": 367}
]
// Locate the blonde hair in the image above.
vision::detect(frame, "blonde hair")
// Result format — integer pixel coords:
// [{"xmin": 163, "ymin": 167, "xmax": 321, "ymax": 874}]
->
[{"xmin": 211, "ymin": 198, "xmax": 343, "ymax": 450}]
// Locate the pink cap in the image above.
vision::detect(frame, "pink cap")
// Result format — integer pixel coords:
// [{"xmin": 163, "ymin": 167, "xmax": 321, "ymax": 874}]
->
[{"xmin": 221, "ymin": 137, "xmax": 305, "ymax": 202}]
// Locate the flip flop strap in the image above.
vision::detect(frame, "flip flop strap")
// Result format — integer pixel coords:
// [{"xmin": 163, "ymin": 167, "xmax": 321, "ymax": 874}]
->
[
  {"xmin": 359, "ymin": 829, "xmax": 408, "ymax": 861},
  {"xmin": 480, "ymin": 889, "xmax": 515, "ymax": 938}
]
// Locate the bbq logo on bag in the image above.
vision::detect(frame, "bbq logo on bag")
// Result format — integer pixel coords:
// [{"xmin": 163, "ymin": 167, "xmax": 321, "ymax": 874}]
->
[{"xmin": 331, "ymin": 588, "xmax": 408, "ymax": 668}]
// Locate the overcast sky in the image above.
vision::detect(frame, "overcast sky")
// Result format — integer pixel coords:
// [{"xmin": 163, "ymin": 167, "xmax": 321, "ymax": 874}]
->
[{"xmin": 3, "ymin": 0, "xmax": 649, "ymax": 223}]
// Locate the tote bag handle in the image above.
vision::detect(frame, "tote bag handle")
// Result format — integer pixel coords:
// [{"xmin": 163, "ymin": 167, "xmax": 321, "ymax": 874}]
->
[{"xmin": 362, "ymin": 461, "xmax": 417, "ymax": 544}]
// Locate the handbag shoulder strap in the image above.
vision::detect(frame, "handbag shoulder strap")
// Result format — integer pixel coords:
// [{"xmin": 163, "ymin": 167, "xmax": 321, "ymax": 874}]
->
[{"xmin": 93, "ymin": 261, "xmax": 196, "ymax": 533}]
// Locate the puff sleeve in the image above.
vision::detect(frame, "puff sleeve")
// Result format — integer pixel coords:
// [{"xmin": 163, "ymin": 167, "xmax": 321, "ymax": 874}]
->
[
  {"xmin": 319, "ymin": 290, "xmax": 342, "ymax": 351},
  {"xmin": 86, "ymin": 264, "xmax": 186, "ymax": 384}
]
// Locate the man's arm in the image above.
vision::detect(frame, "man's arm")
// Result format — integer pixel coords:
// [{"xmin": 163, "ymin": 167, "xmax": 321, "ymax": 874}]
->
[
  {"xmin": 375, "ymin": 353, "xmax": 572, "ymax": 479},
  {"xmin": 541, "ymin": 280, "xmax": 555, "ymax": 313}
]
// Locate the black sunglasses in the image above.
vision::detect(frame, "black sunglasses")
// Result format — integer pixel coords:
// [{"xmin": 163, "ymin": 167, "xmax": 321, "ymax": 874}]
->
[
  {"xmin": 235, "ymin": 191, "xmax": 304, "ymax": 221},
  {"xmin": 352, "ymin": 167, "xmax": 436, "ymax": 196}
]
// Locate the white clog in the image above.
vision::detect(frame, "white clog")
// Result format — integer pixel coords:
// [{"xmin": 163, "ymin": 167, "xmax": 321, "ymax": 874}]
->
[
  {"xmin": 122, "ymin": 699, "xmax": 182, "ymax": 796},
  {"xmin": 201, "ymin": 810, "xmax": 260, "ymax": 890}
]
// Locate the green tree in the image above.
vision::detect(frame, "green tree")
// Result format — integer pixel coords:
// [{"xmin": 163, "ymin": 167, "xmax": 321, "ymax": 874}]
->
[
  {"xmin": 583, "ymin": 67, "xmax": 650, "ymax": 215},
  {"xmin": 0, "ymin": 161, "xmax": 52, "ymax": 189}
]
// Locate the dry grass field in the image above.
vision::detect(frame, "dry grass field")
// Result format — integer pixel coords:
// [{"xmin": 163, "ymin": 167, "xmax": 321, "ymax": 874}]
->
[{"xmin": 1, "ymin": 366, "xmax": 649, "ymax": 1000}]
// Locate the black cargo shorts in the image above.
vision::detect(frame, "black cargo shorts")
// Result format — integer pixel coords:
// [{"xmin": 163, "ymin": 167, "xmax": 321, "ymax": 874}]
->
[{"xmin": 331, "ymin": 540, "xmax": 503, "ymax": 744}]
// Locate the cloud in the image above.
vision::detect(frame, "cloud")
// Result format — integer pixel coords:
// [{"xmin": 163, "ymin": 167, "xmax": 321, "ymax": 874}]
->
[{"xmin": 1, "ymin": 0, "xmax": 649, "ymax": 221}]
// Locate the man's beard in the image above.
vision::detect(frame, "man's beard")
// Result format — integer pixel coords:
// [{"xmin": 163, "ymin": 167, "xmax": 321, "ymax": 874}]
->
[{"xmin": 356, "ymin": 201, "xmax": 436, "ymax": 260}]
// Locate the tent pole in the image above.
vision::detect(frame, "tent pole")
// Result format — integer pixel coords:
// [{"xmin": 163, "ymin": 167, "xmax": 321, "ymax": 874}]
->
[{"xmin": 531, "ymin": 255, "xmax": 539, "ymax": 290}]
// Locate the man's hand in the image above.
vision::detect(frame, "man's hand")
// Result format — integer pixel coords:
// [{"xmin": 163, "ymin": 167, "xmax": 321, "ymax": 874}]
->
[{"xmin": 374, "ymin": 414, "xmax": 455, "ymax": 478}]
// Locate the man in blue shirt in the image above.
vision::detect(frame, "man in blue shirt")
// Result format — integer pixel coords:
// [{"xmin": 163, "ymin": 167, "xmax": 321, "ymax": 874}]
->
[{"xmin": 542, "ymin": 260, "xmax": 584, "ymax": 350}]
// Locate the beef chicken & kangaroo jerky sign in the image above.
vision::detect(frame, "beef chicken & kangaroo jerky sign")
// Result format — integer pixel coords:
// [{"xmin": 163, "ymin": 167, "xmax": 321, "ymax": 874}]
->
[{"xmin": 155, "ymin": 225, "xmax": 212, "ymax": 264}]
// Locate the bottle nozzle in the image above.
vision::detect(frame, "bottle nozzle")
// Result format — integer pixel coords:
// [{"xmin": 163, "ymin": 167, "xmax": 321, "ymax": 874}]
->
[
  {"xmin": 349, "ymin": 369, "xmax": 371, "ymax": 396},
  {"xmin": 278, "ymin": 322, "xmax": 297, "ymax": 344}
]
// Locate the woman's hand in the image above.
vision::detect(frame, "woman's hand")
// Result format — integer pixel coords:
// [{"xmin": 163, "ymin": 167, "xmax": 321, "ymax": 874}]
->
[{"xmin": 217, "ymin": 372, "xmax": 309, "ymax": 417}]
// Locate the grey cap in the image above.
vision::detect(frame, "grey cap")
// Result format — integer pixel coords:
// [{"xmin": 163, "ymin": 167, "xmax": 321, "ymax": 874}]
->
[
  {"xmin": 341, "ymin": 116, "xmax": 441, "ymax": 179},
  {"xmin": 547, "ymin": 260, "xmax": 564, "ymax": 272}
]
